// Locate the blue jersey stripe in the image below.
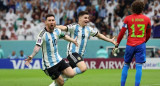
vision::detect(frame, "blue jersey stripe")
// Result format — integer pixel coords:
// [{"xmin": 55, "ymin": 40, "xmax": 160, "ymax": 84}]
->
[
  {"xmin": 86, "ymin": 27, "xmax": 90, "ymax": 38},
  {"xmin": 72, "ymin": 25, "xmax": 79, "ymax": 53},
  {"xmin": 55, "ymin": 29, "xmax": 59, "ymax": 36},
  {"xmin": 79, "ymin": 27, "xmax": 85, "ymax": 55},
  {"xmin": 45, "ymin": 33, "xmax": 54, "ymax": 67},
  {"xmin": 50, "ymin": 33, "xmax": 60, "ymax": 63}
]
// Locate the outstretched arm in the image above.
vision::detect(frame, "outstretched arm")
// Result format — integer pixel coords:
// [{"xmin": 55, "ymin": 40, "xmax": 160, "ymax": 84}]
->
[
  {"xmin": 112, "ymin": 27, "xmax": 126, "ymax": 56},
  {"xmin": 56, "ymin": 25, "xmax": 68, "ymax": 31},
  {"xmin": 96, "ymin": 33, "xmax": 117, "ymax": 45},
  {"xmin": 25, "ymin": 45, "xmax": 41, "ymax": 66},
  {"xmin": 63, "ymin": 35, "xmax": 78, "ymax": 47},
  {"xmin": 116, "ymin": 27, "xmax": 127, "ymax": 47}
]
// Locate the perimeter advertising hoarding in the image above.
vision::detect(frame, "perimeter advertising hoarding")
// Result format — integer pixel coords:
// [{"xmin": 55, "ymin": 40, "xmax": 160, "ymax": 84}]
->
[
  {"xmin": 143, "ymin": 58, "xmax": 160, "ymax": 69},
  {"xmin": 0, "ymin": 59, "xmax": 42, "ymax": 69},
  {"xmin": 0, "ymin": 58, "xmax": 159, "ymax": 69}
]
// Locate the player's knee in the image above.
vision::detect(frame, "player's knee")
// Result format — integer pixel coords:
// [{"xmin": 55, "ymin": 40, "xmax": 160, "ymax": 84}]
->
[
  {"xmin": 69, "ymin": 74, "xmax": 74, "ymax": 78},
  {"xmin": 80, "ymin": 65, "xmax": 87, "ymax": 73},
  {"xmin": 77, "ymin": 61, "xmax": 88, "ymax": 73},
  {"xmin": 68, "ymin": 72, "xmax": 75, "ymax": 78}
]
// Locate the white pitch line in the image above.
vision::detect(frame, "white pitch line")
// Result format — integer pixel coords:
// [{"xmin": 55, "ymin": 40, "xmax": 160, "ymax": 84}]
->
[
  {"xmin": 151, "ymin": 84, "xmax": 160, "ymax": 86},
  {"xmin": 141, "ymin": 84, "xmax": 160, "ymax": 86}
]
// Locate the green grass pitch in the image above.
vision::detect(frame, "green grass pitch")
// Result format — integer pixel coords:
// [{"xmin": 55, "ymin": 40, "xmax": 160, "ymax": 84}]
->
[{"xmin": 0, "ymin": 69, "xmax": 159, "ymax": 86}]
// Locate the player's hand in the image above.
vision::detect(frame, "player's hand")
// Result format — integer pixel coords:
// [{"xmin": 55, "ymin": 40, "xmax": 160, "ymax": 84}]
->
[
  {"xmin": 111, "ymin": 37, "xmax": 118, "ymax": 45},
  {"xmin": 74, "ymin": 37, "xmax": 78, "ymax": 47},
  {"xmin": 24, "ymin": 56, "xmax": 32, "ymax": 66},
  {"xmin": 112, "ymin": 47, "xmax": 119, "ymax": 56}
]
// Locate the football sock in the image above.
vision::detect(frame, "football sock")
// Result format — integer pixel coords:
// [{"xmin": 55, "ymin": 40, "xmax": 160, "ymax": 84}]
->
[
  {"xmin": 49, "ymin": 81, "xmax": 58, "ymax": 86},
  {"xmin": 62, "ymin": 74, "xmax": 68, "ymax": 83},
  {"xmin": 135, "ymin": 64, "xmax": 142, "ymax": 86},
  {"xmin": 50, "ymin": 74, "xmax": 69, "ymax": 86},
  {"xmin": 73, "ymin": 67, "xmax": 82, "ymax": 75},
  {"xmin": 121, "ymin": 64, "xmax": 130, "ymax": 86}
]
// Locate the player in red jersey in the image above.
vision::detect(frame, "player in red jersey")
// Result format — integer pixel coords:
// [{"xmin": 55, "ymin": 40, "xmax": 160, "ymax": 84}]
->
[{"xmin": 112, "ymin": 1, "xmax": 151, "ymax": 86}]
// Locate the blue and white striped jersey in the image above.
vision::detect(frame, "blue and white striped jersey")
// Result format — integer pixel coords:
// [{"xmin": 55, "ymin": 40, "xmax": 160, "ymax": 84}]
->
[
  {"xmin": 67, "ymin": 24, "xmax": 98, "ymax": 56},
  {"xmin": 36, "ymin": 28, "xmax": 63, "ymax": 70}
]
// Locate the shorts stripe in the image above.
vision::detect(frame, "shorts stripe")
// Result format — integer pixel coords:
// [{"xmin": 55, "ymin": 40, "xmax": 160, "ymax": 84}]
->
[{"xmin": 69, "ymin": 53, "xmax": 77, "ymax": 63}]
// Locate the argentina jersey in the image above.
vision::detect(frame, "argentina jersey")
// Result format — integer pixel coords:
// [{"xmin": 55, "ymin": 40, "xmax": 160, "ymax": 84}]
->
[
  {"xmin": 36, "ymin": 28, "xmax": 63, "ymax": 70},
  {"xmin": 67, "ymin": 24, "xmax": 98, "ymax": 56}
]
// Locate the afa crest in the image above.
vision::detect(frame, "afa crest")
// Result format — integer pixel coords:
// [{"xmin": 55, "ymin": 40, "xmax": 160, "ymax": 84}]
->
[{"xmin": 78, "ymin": 57, "xmax": 81, "ymax": 60}]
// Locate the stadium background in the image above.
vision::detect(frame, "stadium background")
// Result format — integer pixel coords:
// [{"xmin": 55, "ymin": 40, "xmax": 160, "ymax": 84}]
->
[{"xmin": 0, "ymin": 0, "xmax": 160, "ymax": 86}]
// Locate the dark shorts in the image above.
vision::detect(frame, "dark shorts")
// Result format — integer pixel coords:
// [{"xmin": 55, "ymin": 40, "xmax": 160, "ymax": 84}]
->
[
  {"xmin": 43, "ymin": 59, "xmax": 70, "ymax": 80},
  {"xmin": 124, "ymin": 43, "xmax": 146, "ymax": 63},
  {"xmin": 67, "ymin": 52, "xmax": 83, "ymax": 68}
]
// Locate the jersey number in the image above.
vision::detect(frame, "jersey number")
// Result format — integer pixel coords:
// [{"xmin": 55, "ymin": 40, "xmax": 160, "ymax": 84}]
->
[
  {"xmin": 52, "ymin": 39, "xmax": 57, "ymax": 46},
  {"xmin": 130, "ymin": 24, "xmax": 145, "ymax": 37}
]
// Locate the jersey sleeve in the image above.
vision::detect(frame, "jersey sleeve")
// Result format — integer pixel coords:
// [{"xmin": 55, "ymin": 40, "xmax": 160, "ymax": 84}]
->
[
  {"xmin": 90, "ymin": 27, "xmax": 98, "ymax": 37},
  {"xmin": 36, "ymin": 34, "xmax": 44, "ymax": 47},
  {"xmin": 146, "ymin": 18, "xmax": 151, "ymax": 42},
  {"xmin": 36, "ymin": 30, "xmax": 45, "ymax": 46},
  {"xmin": 54, "ymin": 28, "xmax": 65, "ymax": 39},
  {"xmin": 58, "ymin": 29, "xmax": 65, "ymax": 39},
  {"xmin": 66, "ymin": 24, "xmax": 76, "ymax": 32},
  {"xmin": 122, "ymin": 17, "xmax": 128, "ymax": 29},
  {"xmin": 117, "ymin": 17, "xmax": 128, "ymax": 45},
  {"xmin": 147, "ymin": 18, "xmax": 151, "ymax": 29}
]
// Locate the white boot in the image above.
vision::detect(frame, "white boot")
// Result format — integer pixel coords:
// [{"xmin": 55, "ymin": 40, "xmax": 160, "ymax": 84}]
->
[{"xmin": 49, "ymin": 81, "xmax": 57, "ymax": 86}]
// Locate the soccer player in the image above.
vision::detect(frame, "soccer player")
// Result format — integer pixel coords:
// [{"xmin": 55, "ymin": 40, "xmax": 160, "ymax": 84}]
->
[
  {"xmin": 25, "ymin": 14, "xmax": 78, "ymax": 86},
  {"xmin": 112, "ymin": 1, "xmax": 151, "ymax": 86},
  {"xmin": 49, "ymin": 11, "xmax": 116, "ymax": 85}
]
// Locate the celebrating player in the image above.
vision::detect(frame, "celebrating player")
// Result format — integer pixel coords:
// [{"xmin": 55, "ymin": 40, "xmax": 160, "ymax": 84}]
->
[
  {"xmin": 112, "ymin": 1, "xmax": 151, "ymax": 86},
  {"xmin": 49, "ymin": 11, "xmax": 117, "ymax": 85},
  {"xmin": 25, "ymin": 14, "xmax": 78, "ymax": 86}
]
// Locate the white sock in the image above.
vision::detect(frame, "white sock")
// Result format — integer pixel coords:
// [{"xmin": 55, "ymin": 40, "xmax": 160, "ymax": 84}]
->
[
  {"xmin": 49, "ymin": 74, "xmax": 70, "ymax": 86},
  {"xmin": 49, "ymin": 81, "xmax": 58, "ymax": 86}
]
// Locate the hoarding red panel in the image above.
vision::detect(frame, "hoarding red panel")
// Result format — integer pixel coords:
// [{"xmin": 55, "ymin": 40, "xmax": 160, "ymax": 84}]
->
[{"xmin": 84, "ymin": 58, "xmax": 136, "ymax": 69}]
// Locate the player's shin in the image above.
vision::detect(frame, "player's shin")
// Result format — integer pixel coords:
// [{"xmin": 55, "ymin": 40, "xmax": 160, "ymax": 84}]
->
[
  {"xmin": 61, "ymin": 74, "xmax": 69, "ymax": 83},
  {"xmin": 135, "ymin": 63, "xmax": 142, "ymax": 86},
  {"xmin": 121, "ymin": 63, "xmax": 130, "ymax": 86}
]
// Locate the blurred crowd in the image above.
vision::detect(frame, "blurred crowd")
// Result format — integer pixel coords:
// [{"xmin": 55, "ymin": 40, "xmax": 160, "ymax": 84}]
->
[{"xmin": 0, "ymin": 0, "xmax": 160, "ymax": 40}]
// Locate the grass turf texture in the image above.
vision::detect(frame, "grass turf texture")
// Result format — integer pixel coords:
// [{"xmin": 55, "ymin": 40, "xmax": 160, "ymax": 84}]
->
[{"xmin": 0, "ymin": 69, "xmax": 159, "ymax": 86}]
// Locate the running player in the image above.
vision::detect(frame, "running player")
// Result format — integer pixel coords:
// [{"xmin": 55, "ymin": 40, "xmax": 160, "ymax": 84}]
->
[
  {"xmin": 25, "ymin": 14, "xmax": 78, "ymax": 86},
  {"xmin": 49, "ymin": 11, "xmax": 116, "ymax": 85},
  {"xmin": 112, "ymin": 1, "xmax": 151, "ymax": 86}
]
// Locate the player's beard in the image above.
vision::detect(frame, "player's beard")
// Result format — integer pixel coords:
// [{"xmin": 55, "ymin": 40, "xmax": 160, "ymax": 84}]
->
[{"xmin": 49, "ymin": 25, "xmax": 55, "ymax": 31}]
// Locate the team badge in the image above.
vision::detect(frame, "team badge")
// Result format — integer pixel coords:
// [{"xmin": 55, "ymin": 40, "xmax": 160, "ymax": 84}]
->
[
  {"xmin": 78, "ymin": 57, "xmax": 81, "ymax": 60},
  {"xmin": 37, "ymin": 39, "xmax": 41, "ymax": 43}
]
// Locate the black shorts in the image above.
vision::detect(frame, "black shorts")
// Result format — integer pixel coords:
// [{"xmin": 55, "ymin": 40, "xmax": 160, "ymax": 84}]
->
[
  {"xmin": 67, "ymin": 52, "xmax": 83, "ymax": 68},
  {"xmin": 43, "ymin": 59, "xmax": 70, "ymax": 80}
]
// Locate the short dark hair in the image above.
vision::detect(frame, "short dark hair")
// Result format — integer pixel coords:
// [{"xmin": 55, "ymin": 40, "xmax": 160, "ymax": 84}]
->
[
  {"xmin": 45, "ymin": 14, "xmax": 55, "ymax": 20},
  {"xmin": 131, "ymin": 1, "xmax": 144, "ymax": 14},
  {"xmin": 78, "ymin": 11, "xmax": 89, "ymax": 18}
]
